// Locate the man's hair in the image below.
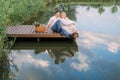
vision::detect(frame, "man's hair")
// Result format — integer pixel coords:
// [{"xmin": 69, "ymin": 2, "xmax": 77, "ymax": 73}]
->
[{"xmin": 54, "ymin": 10, "xmax": 60, "ymax": 14}]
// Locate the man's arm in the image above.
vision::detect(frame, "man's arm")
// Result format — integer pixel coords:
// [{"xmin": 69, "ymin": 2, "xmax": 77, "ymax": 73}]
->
[{"xmin": 45, "ymin": 17, "xmax": 52, "ymax": 32}]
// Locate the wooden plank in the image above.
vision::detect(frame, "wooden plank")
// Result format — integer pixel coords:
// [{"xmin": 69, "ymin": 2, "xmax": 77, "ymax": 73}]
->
[
  {"xmin": 25, "ymin": 25, "xmax": 33, "ymax": 34},
  {"xmin": 7, "ymin": 33, "xmax": 66, "ymax": 38},
  {"xmin": 17, "ymin": 26, "xmax": 26, "ymax": 34},
  {"xmin": 6, "ymin": 25, "xmax": 66, "ymax": 38}
]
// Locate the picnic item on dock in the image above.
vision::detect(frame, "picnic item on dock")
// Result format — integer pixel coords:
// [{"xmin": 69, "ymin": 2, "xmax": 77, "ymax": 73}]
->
[
  {"xmin": 34, "ymin": 22, "xmax": 46, "ymax": 33},
  {"xmin": 35, "ymin": 24, "xmax": 46, "ymax": 33}
]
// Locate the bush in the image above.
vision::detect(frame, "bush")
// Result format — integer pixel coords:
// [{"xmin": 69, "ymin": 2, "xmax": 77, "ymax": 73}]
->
[
  {"xmin": 7, "ymin": 0, "xmax": 46, "ymax": 25},
  {"xmin": 0, "ymin": 0, "xmax": 47, "ymax": 52}
]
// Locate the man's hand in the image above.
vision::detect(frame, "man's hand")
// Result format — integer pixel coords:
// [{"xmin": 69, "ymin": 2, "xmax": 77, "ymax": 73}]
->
[{"xmin": 44, "ymin": 29, "xmax": 48, "ymax": 33}]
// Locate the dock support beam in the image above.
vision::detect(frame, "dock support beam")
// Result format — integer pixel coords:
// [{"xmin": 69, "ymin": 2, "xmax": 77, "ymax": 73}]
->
[{"xmin": 37, "ymin": 38, "xmax": 40, "ymax": 42}]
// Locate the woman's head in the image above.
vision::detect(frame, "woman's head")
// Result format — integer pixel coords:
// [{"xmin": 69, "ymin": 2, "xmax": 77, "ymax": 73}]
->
[{"xmin": 61, "ymin": 12, "xmax": 66, "ymax": 18}]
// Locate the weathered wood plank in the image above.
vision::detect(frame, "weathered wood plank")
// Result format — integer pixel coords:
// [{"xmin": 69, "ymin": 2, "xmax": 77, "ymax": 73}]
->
[{"xmin": 6, "ymin": 25, "xmax": 66, "ymax": 38}]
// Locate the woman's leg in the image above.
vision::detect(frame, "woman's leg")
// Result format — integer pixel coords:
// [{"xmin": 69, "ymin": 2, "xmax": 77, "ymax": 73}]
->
[{"xmin": 60, "ymin": 28, "xmax": 72, "ymax": 39}]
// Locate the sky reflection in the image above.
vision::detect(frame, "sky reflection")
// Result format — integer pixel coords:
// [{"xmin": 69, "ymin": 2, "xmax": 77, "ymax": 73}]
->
[
  {"xmin": 10, "ymin": 50, "xmax": 50, "ymax": 68},
  {"xmin": 71, "ymin": 52, "xmax": 89, "ymax": 72},
  {"xmin": 76, "ymin": 31, "xmax": 120, "ymax": 54},
  {"xmin": 9, "ymin": 33, "xmax": 120, "ymax": 80},
  {"xmin": 10, "ymin": 49, "xmax": 91, "ymax": 80},
  {"xmin": 10, "ymin": 50, "xmax": 51, "ymax": 80},
  {"xmin": 76, "ymin": 6, "xmax": 120, "ymax": 35}
]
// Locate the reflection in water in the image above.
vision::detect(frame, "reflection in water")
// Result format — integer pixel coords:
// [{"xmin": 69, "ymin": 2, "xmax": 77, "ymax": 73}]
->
[
  {"xmin": 9, "ymin": 41, "xmax": 78, "ymax": 80},
  {"xmin": 9, "ymin": 50, "xmax": 51, "ymax": 80},
  {"xmin": 111, "ymin": 5, "xmax": 118, "ymax": 14},
  {"xmin": 10, "ymin": 50, "xmax": 50, "ymax": 68},
  {"xmin": 79, "ymin": 3, "xmax": 119, "ymax": 14},
  {"xmin": 47, "ymin": 48, "xmax": 75, "ymax": 64},
  {"xmin": 0, "ymin": 50, "xmax": 18, "ymax": 80},
  {"xmin": 11, "ymin": 40, "xmax": 78, "ymax": 54},
  {"xmin": 98, "ymin": 7, "xmax": 105, "ymax": 15},
  {"xmin": 71, "ymin": 52, "xmax": 89, "ymax": 72},
  {"xmin": 76, "ymin": 5, "xmax": 120, "ymax": 35},
  {"xmin": 76, "ymin": 31, "xmax": 120, "ymax": 54}
]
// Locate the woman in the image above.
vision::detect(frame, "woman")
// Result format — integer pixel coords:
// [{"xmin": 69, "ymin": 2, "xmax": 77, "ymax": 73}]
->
[
  {"xmin": 46, "ymin": 11, "xmax": 73, "ymax": 39},
  {"xmin": 60, "ymin": 12, "xmax": 79, "ymax": 39}
]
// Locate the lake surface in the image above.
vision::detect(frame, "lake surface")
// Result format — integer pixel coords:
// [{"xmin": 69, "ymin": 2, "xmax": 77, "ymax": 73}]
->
[{"xmin": 6, "ymin": 4, "xmax": 120, "ymax": 80}]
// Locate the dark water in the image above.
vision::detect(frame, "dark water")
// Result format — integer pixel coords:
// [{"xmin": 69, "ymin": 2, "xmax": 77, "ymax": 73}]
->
[{"xmin": 6, "ymin": 4, "xmax": 120, "ymax": 80}]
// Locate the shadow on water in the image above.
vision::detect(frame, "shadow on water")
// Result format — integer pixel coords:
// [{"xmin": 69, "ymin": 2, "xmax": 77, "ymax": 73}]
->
[{"xmin": 11, "ymin": 38, "xmax": 78, "ymax": 64}]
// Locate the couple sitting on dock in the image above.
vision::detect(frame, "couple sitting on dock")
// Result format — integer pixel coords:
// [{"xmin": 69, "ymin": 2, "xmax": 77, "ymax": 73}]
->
[{"xmin": 45, "ymin": 11, "xmax": 78, "ymax": 39}]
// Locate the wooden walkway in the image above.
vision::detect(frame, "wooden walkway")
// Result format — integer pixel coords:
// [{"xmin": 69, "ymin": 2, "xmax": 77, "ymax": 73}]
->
[{"xmin": 6, "ymin": 25, "xmax": 66, "ymax": 38}]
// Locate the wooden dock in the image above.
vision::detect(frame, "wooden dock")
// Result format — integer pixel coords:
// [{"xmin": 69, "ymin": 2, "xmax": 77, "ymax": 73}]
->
[{"xmin": 6, "ymin": 25, "xmax": 66, "ymax": 39}]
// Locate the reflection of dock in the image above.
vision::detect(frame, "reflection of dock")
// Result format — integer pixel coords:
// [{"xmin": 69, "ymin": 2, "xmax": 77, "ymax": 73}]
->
[{"xmin": 11, "ymin": 41, "xmax": 78, "ymax": 54}]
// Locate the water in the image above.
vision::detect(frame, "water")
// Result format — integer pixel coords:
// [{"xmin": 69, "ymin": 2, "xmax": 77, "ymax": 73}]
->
[{"xmin": 3, "ymin": 4, "xmax": 120, "ymax": 80}]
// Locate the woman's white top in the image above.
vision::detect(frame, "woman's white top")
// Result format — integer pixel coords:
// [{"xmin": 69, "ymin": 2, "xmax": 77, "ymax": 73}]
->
[{"xmin": 60, "ymin": 17, "xmax": 78, "ymax": 34}]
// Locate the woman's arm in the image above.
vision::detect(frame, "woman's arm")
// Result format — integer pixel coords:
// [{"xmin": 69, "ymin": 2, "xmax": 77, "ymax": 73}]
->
[
  {"xmin": 66, "ymin": 18, "xmax": 75, "ymax": 25},
  {"xmin": 60, "ymin": 17, "xmax": 75, "ymax": 26}
]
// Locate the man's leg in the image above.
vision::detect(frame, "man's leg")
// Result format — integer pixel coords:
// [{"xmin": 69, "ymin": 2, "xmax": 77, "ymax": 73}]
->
[
  {"xmin": 51, "ymin": 20, "xmax": 62, "ymax": 32},
  {"xmin": 51, "ymin": 20, "xmax": 72, "ymax": 39}
]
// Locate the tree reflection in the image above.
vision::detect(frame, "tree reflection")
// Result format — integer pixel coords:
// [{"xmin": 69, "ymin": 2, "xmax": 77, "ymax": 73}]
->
[
  {"xmin": 98, "ymin": 7, "xmax": 105, "ymax": 15},
  {"xmin": 84, "ymin": 3, "xmax": 119, "ymax": 14},
  {"xmin": 111, "ymin": 5, "xmax": 118, "ymax": 14},
  {"xmin": 0, "ymin": 51, "xmax": 9, "ymax": 80},
  {"xmin": 86, "ymin": 5, "xmax": 90, "ymax": 11},
  {"xmin": 0, "ymin": 50, "xmax": 18, "ymax": 80}
]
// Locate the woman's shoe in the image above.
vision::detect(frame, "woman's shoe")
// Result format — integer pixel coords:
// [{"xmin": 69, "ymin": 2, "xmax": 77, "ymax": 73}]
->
[{"xmin": 72, "ymin": 32, "xmax": 79, "ymax": 39}]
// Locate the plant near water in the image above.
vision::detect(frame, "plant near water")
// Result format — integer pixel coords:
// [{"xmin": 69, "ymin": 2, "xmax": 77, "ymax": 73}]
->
[
  {"xmin": 34, "ymin": 21, "xmax": 40, "ymax": 27},
  {"xmin": 0, "ymin": 0, "xmax": 47, "ymax": 53}
]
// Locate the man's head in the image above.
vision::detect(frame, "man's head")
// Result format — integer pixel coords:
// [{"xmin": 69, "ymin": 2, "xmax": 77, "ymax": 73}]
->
[{"xmin": 54, "ymin": 11, "xmax": 60, "ymax": 18}]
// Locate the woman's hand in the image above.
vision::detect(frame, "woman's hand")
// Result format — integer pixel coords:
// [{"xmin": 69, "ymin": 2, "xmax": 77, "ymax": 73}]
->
[{"xmin": 72, "ymin": 23, "xmax": 75, "ymax": 25}]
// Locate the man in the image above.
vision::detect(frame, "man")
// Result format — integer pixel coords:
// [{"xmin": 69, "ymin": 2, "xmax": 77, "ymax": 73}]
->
[{"xmin": 46, "ymin": 11, "xmax": 60, "ymax": 33}]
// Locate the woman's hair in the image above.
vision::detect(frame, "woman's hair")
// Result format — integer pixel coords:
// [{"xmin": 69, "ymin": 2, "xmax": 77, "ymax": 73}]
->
[
  {"xmin": 61, "ymin": 11, "xmax": 66, "ymax": 15},
  {"xmin": 61, "ymin": 11, "xmax": 67, "ymax": 18}
]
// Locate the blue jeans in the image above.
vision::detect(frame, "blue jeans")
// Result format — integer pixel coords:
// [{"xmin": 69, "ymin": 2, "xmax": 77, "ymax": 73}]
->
[{"xmin": 51, "ymin": 20, "xmax": 72, "ymax": 39}]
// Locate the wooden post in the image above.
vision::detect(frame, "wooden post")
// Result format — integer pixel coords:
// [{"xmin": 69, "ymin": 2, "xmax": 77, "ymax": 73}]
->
[{"xmin": 37, "ymin": 38, "xmax": 40, "ymax": 42}]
